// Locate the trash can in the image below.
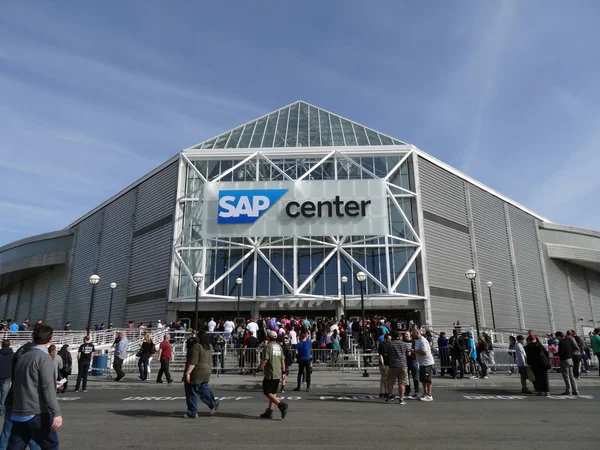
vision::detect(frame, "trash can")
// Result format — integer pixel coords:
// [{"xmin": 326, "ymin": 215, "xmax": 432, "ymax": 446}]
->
[{"xmin": 92, "ymin": 354, "xmax": 108, "ymax": 376}]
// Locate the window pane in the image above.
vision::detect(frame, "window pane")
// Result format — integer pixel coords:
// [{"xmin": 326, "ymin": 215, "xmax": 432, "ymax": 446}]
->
[
  {"xmin": 365, "ymin": 128, "xmax": 382, "ymax": 145},
  {"xmin": 286, "ymin": 103, "xmax": 299, "ymax": 147},
  {"xmin": 250, "ymin": 116, "xmax": 267, "ymax": 148},
  {"xmin": 298, "ymin": 102, "xmax": 309, "ymax": 147},
  {"xmin": 237, "ymin": 123, "xmax": 255, "ymax": 148},
  {"xmin": 353, "ymin": 124, "xmax": 369, "ymax": 146},
  {"xmin": 261, "ymin": 112, "xmax": 279, "ymax": 148},
  {"xmin": 309, "ymin": 106, "xmax": 321, "ymax": 146},
  {"xmin": 273, "ymin": 107, "xmax": 288, "ymax": 147},
  {"xmin": 330, "ymin": 114, "xmax": 345, "ymax": 146},
  {"xmin": 319, "ymin": 109, "xmax": 332, "ymax": 146},
  {"xmin": 226, "ymin": 126, "xmax": 244, "ymax": 148},
  {"xmin": 340, "ymin": 119, "xmax": 357, "ymax": 145}
]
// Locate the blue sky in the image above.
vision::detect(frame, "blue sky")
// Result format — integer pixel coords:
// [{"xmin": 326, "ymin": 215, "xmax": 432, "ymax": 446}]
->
[{"xmin": 1, "ymin": 1, "xmax": 599, "ymax": 246}]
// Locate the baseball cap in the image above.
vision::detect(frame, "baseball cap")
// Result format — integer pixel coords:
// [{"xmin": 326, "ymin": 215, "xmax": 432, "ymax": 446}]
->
[
  {"xmin": 267, "ymin": 330, "xmax": 277, "ymax": 339},
  {"xmin": 466, "ymin": 330, "xmax": 473, "ymax": 335}
]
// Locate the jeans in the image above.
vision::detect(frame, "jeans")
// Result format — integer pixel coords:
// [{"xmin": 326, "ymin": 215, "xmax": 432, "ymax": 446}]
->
[
  {"xmin": 297, "ymin": 360, "xmax": 312, "ymax": 389},
  {"xmin": 184, "ymin": 382, "xmax": 216, "ymax": 417},
  {"xmin": 157, "ymin": 358, "xmax": 172, "ymax": 382},
  {"xmin": 75, "ymin": 361, "xmax": 90, "ymax": 390},
  {"xmin": 477, "ymin": 355, "xmax": 488, "ymax": 377},
  {"xmin": 138, "ymin": 356, "xmax": 149, "ymax": 380},
  {"xmin": 0, "ymin": 380, "xmax": 10, "ymax": 416},
  {"xmin": 452, "ymin": 355, "xmax": 465, "ymax": 379},
  {"xmin": 560, "ymin": 359, "xmax": 578, "ymax": 394},
  {"xmin": 596, "ymin": 353, "xmax": 600, "ymax": 376},
  {"xmin": 405, "ymin": 359, "xmax": 420, "ymax": 395},
  {"xmin": 113, "ymin": 356, "xmax": 125, "ymax": 380},
  {"xmin": 0, "ymin": 410, "xmax": 47, "ymax": 450},
  {"xmin": 572, "ymin": 354, "xmax": 581, "ymax": 378}
]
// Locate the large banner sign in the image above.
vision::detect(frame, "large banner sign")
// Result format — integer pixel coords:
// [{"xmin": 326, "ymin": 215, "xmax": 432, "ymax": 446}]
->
[{"xmin": 202, "ymin": 179, "xmax": 389, "ymax": 237}]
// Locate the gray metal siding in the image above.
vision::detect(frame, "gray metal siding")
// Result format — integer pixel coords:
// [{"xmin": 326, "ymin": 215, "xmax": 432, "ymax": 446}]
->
[
  {"xmin": 567, "ymin": 264, "xmax": 592, "ymax": 324},
  {"xmin": 5, "ymin": 283, "xmax": 19, "ymax": 321},
  {"xmin": 126, "ymin": 298, "xmax": 167, "ymax": 325},
  {"xmin": 16, "ymin": 278, "xmax": 34, "ymax": 323},
  {"xmin": 418, "ymin": 157, "xmax": 468, "ymax": 226},
  {"xmin": 469, "ymin": 185, "xmax": 519, "ymax": 329},
  {"xmin": 46, "ymin": 265, "xmax": 69, "ymax": 328},
  {"xmin": 128, "ymin": 224, "xmax": 173, "ymax": 297},
  {"xmin": 30, "ymin": 271, "xmax": 50, "ymax": 323},
  {"xmin": 0, "ymin": 293, "xmax": 7, "ymax": 319},
  {"xmin": 543, "ymin": 246, "xmax": 574, "ymax": 331},
  {"xmin": 508, "ymin": 206, "xmax": 552, "ymax": 331},
  {"xmin": 92, "ymin": 190, "xmax": 136, "ymax": 328},
  {"xmin": 66, "ymin": 212, "xmax": 103, "ymax": 328},
  {"xmin": 134, "ymin": 162, "xmax": 177, "ymax": 230},
  {"xmin": 588, "ymin": 270, "xmax": 600, "ymax": 323}
]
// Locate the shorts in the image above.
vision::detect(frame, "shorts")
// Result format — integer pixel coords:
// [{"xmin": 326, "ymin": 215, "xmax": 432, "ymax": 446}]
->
[
  {"xmin": 419, "ymin": 364, "xmax": 433, "ymax": 383},
  {"xmin": 518, "ymin": 366, "xmax": 528, "ymax": 379},
  {"xmin": 379, "ymin": 365, "xmax": 388, "ymax": 384},
  {"xmin": 387, "ymin": 367, "xmax": 409, "ymax": 386},
  {"xmin": 262, "ymin": 379, "xmax": 280, "ymax": 396}
]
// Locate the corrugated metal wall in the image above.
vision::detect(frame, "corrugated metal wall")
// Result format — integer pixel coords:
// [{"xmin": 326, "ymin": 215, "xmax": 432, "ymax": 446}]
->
[
  {"xmin": 30, "ymin": 271, "xmax": 50, "ymax": 323},
  {"xmin": 0, "ymin": 293, "xmax": 7, "ymax": 319},
  {"xmin": 134, "ymin": 162, "xmax": 177, "ymax": 230},
  {"xmin": 46, "ymin": 265, "xmax": 69, "ymax": 328},
  {"xmin": 469, "ymin": 185, "xmax": 519, "ymax": 329},
  {"xmin": 4, "ymin": 283, "xmax": 19, "ymax": 321},
  {"xmin": 92, "ymin": 190, "xmax": 136, "ymax": 328},
  {"xmin": 419, "ymin": 157, "xmax": 475, "ymax": 326},
  {"xmin": 568, "ymin": 264, "xmax": 592, "ymax": 325},
  {"xmin": 508, "ymin": 206, "xmax": 552, "ymax": 331},
  {"xmin": 125, "ymin": 298, "xmax": 167, "ymax": 325},
  {"xmin": 15, "ymin": 278, "xmax": 34, "ymax": 323},
  {"xmin": 588, "ymin": 270, "xmax": 600, "ymax": 323},
  {"xmin": 65, "ymin": 211, "xmax": 103, "ymax": 329},
  {"xmin": 539, "ymin": 240, "xmax": 574, "ymax": 331}
]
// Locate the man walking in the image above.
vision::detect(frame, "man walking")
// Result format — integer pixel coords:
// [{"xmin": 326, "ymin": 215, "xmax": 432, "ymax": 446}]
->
[
  {"xmin": 75, "ymin": 336, "xmax": 95, "ymax": 392},
  {"xmin": 0, "ymin": 341, "xmax": 13, "ymax": 416},
  {"xmin": 412, "ymin": 329, "xmax": 435, "ymax": 401},
  {"xmin": 113, "ymin": 332, "xmax": 128, "ymax": 382},
  {"xmin": 157, "ymin": 333, "xmax": 173, "ymax": 384},
  {"xmin": 183, "ymin": 331, "xmax": 219, "ymax": 418},
  {"xmin": 555, "ymin": 331, "xmax": 579, "ymax": 395},
  {"xmin": 515, "ymin": 335, "xmax": 533, "ymax": 394},
  {"xmin": 449, "ymin": 329, "xmax": 464, "ymax": 379},
  {"xmin": 254, "ymin": 330, "xmax": 288, "ymax": 419},
  {"xmin": 293, "ymin": 332, "xmax": 312, "ymax": 392},
  {"xmin": 384, "ymin": 331, "xmax": 412, "ymax": 405},
  {"xmin": 8, "ymin": 324, "xmax": 62, "ymax": 449},
  {"xmin": 591, "ymin": 328, "xmax": 600, "ymax": 376}
]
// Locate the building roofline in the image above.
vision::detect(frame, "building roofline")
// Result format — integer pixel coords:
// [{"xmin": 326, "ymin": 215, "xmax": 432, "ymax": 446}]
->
[
  {"xmin": 0, "ymin": 229, "xmax": 73, "ymax": 253},
  {"xmin": 539, "ymin": 222, "xmax": 600, "ymax": 238},
  {"xmin": 414, "ymin": 148, "xmax": 551, "ymax": 223},
  {"xmin": 65, "ymin": 153, "xmax": 180, "ymax": 229}
]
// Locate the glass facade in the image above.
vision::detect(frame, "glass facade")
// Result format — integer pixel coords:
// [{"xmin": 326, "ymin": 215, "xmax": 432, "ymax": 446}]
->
[{"xmin": 173, "ymin": 102, "xmax": 421, "ymax": 307}]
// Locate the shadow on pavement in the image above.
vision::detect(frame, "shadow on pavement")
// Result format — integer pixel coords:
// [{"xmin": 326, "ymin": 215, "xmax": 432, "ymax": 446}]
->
[
  {"xmin": 108, "ymin": 410, "xmax": 262, "ymax": 420},
  {"xmin": 452, "ymin": 388, "xmax": 527, "ymax": 395}
]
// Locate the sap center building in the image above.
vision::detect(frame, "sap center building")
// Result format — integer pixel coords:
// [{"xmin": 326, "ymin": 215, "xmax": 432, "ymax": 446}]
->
[{"xmin": 1, "ymin": 101, "xmax": 599, "ymax": 334}]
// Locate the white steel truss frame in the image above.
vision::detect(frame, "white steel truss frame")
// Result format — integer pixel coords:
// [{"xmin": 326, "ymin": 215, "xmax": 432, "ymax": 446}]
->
[{"xmin": 170, "ymin": 146, "xmax": 425, "ymax": 305}]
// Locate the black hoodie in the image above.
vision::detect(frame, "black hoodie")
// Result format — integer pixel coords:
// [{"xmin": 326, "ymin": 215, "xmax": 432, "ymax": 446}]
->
[{"xmin": 0, "ymin": 347, "xmax": 14, "ymax": 379}]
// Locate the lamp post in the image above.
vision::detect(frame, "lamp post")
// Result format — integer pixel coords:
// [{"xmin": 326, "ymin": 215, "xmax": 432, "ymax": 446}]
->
[
  {"xmin": 193, "ymin": 272, "xmax": 203, "ymax": 331},
  {"xmin": 236, "ymin": 276, "xmax": 243, "ymax": 324},
  {"xmin": 465, "ymin": 269, "xmax": 480, "ymax": 338},
  {"xmin": 356, "ymin": 271, "xmax": 369, "ymax": 378},
  {"xmin": 341, "ymin": 276, "xmax": 348, "ymax": 322},
  {"xmin": 87, "ymin": 274, "xmax": 100, "ymax": 336},
  {"xmin": 486, "ymin": 281, "xmax": 496, "ymax": 331},
  {"xmin": 108, "ymin": 282, "xmax": 117, "ymax": 328}
]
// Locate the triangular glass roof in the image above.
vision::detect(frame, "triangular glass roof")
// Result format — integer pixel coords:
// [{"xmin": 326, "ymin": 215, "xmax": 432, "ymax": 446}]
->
[{"xmin": 190, "ymin": 101, "xmax": 406, "ymax": 150}]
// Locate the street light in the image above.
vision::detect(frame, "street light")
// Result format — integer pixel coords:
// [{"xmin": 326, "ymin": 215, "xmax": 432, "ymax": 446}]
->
[
  {"xmin": 108, "ymin": 282, "xmax": 117, "ymax": 328},
  {"xmin": 486, "ymin": 281, "xmax": 497, "ymax": 332},
  {"xmin": 193, "ymin": 272, "xmax": 203, "ymax": 331},
  {"xmin": 465, "ymin": 269, "xmax": 481, "ymax": 338},
  {"xmin": 341, "ymin": 276, "xmax": 348, "ymax": 322},
  {"xmin": 87, "ymin": 274, "xmax": 100, "ymax": 336},
  {"xmin": 236, "ymin": 276, "xmax": 243, "ymax": 325},
  {"xmin": 356, "ymin": 271, "xmax": 369, "ymax": 378}
]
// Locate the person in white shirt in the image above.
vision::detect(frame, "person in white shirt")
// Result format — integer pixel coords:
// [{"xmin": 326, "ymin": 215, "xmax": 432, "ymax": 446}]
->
[
  {"xmin": 156, "ymin": 320, "xmax": 164, "ymax": 329},
  {"xmin": 208, "ymin": 318, "xmax": 216, "ymax": 333},
  {"xmin": 223, "ymin": 319, "xmax": 235, "ymax": 343},
  {"xmin": 289, "ymin": 328, "xmax": 298, "ymax": 348},
  {"xmin": 246, "ymin": 319, "xmax": 259, "ymax": 338},
  {"xmin": 514, "ymin": 335, "xmax": 532, "ymax": 394},
  {"xmin": 412, "ymin": 329, "xmax": 435, "ymax": 401}
]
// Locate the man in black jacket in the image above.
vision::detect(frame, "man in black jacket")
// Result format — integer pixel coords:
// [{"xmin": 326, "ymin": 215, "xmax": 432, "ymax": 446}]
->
[
  {"xmin": 0, "ymin": 341, "xmax": 14, "ymax": 416},
  {"xmin": 449, "ymin": 329, "xmax": 465, "ymax": 379},
  {"xmin": 555, "ymin": 331, "xmax": 579, "ymax": 395}
]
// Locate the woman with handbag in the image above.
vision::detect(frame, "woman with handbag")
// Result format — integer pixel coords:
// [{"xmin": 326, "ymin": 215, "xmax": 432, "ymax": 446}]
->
[
  {"xmin": 525, "ymin": 336, "xmax": 551, "ymax": 396},
  {"xmin": 138, "ymin": 333, "xmax": 155, "ymax": 381}
]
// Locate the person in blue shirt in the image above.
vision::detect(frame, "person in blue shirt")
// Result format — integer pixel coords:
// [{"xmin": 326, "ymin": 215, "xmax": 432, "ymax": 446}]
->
[
  {"xmin": 466, "ymin": 331, "xmax": 478, "ymax": 378},
  {"xmin": 292, "ymin": 332, "xmax": 312, "ymax": 392},
  {"xmin": 8, "ymin": 322, "xmax": 18, "ymax": 336}
]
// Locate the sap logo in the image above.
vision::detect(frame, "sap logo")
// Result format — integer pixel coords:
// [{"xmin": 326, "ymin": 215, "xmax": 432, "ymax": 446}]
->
[{"xmin": 218, "ymin": 189, "xmax": 287, "ymax": 224}]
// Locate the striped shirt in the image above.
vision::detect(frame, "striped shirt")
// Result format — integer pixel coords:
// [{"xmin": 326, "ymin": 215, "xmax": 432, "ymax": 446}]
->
[{"xmin": 385, "ymin": 340, "xmax": 411, "ymax": 369}]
